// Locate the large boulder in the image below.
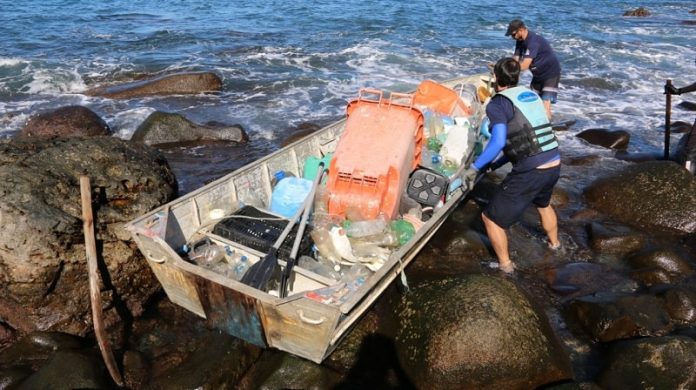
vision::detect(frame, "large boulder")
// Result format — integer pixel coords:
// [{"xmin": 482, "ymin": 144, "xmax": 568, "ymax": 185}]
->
[
  {"xmin": 84, "ymin": 71, "xmax": 223, "ymax": 99},
  {"xmin": 584, "ymin": 160, "xmax": 696, "ymax": 234},
  {"xmin": 131, "ymin": 111, "xmax": 248, "ymax": 146},
  {"xmin": 598, "ymin": 336, "xmax": 696, "ymax": 389},
  {"xmin": 0, "ymin": 136, "xmax": 176, "ymax": 338},
  {"xmin": 19, "ymin": 106, "xmax": 111, "ymax": 138},
  {"xmin": 394, "ymin": 275, "xmax": 572, "ymax": 389}
]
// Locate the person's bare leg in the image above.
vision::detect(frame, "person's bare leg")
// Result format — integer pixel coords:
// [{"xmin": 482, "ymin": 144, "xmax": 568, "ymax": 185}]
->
[
  {"xmin": 482, "ymin": 213, "xmax": 514, "ymax": 272},
  {"xmin": 537, "ymin": 205, "xmax": 560, "ymax": 248}
]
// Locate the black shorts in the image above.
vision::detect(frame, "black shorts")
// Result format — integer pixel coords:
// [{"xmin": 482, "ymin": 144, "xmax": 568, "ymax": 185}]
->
[
  {"xmin": 483, "ymin": 165, "xmax": 560, "ymax": 229},
  {"xmin": 530, "ymin": 74, "xmax": 560, "ymax": 103}
]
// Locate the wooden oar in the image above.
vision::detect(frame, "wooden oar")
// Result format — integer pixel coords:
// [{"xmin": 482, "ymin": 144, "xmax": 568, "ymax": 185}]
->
[
  {"xmin": 279, "ymin": 166, "xmax": 326, "ymax": 298},
  {"xmin": 241, "ymin": 163, "xmax": 325, "ymax": 290},
  {"xmin": 80, "ymin": 176, "xmax": 124, "ymax": 387}
]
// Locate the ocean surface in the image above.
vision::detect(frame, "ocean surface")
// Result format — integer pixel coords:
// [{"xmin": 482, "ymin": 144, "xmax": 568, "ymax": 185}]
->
[{"xmin": 1, "ymin": 0, "xmax": 695, "ymax": 191}]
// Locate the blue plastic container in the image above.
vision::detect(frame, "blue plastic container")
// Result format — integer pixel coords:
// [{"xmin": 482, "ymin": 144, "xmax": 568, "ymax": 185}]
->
[{"xmin": 270, "ymin": 177, "xmax": 313, "ymax": 218}]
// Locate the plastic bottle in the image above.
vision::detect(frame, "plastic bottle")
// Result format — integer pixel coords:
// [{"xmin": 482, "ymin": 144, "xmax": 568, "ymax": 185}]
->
[
  {"xmin": 234, "ymin": 255, "xmax": 250, "ymax": 280},
  {"xmin": 389, "ymin": 219, "xmax": 416, "ymax": 246},
  {"xmin": 189, "ymin": 239, "xmax": 225, "ymax": 265},
  {"xmin": 310, "ymin": 227, "xmax": 342, "ymax": 264},
  {"xmin": 350, "ymin": 229, "xmax": 399, "ymax": 248},
  {"xmin": 424, "ymin": 109, "xmax": 445, "ymax": 138},
  {"xmin": 426, "ymin": 136, "xmax": 442, "ymax": 152},
  {"xmin": 343, "ymin": 216, "xmax": 387, "ymax": 238},
  {"xmin": 351, "ymin": 242, "xmax": 390, "ymax": 261},
  {"xmin": 298, "ymin": 255, "xmax": 342, "ymax": 281}
]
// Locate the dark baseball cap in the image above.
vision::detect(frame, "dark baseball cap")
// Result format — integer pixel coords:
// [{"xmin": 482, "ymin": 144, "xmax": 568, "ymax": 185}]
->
[{"xmin": 505, "ymin": 19, "xmax": 525, "ymax": 36}]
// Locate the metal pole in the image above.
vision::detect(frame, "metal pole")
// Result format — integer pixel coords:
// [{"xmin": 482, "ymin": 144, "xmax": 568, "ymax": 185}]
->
[{"xmin": 665, "ymin": 79, "xmax": 672, "ymax": 160}]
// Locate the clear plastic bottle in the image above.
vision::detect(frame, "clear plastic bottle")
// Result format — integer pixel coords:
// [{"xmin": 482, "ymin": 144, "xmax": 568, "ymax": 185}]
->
[
  {"xmin": 188, "ymin": 239, "xmax": 225, "ymax": 265},
  {"xmin": 343, "ymin": 215, "xmax": 387, "ymax": 238},
  {"xmin": 310, "ymin": 227, "xmax": 342, "ymax": 264},
  {"xmin": 233, "ymin": 255, "xmax": 250, "ymax": 280},
  {"xmin": 297, "ymin": 255, "xmax": 342, "ymax": 281}
]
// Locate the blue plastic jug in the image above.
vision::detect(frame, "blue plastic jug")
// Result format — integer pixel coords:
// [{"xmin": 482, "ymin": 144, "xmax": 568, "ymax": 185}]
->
[{"xmin": 270, "ymin": 177, "xmax": 313, "ymax": 218}]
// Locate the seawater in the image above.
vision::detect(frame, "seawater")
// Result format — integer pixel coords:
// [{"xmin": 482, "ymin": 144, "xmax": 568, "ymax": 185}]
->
[{"xmin": 1, "ymin": 0, "xmax": 694, "ymax": 190}]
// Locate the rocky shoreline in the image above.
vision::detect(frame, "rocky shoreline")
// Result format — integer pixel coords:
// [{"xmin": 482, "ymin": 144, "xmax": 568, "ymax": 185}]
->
[{"xmin": 1, "ymin": 73, "xmax": 696, "ymax": 388}]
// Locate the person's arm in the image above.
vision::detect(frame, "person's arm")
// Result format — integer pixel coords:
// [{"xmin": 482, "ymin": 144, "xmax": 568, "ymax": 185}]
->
[
  {"xmin": 665, "ymin": 81, "xmax": 696, "ymax": 95},
  {"xmin": 680, "ymin": 82, "xmax": 696, "ymax": 94},
  {"xmin": 472, "ymin": 123, "xmax": 506, "ymax": 170},
  {"xmin": 518, "ymin": 57, "xmax": 532, "ymax": 71}
]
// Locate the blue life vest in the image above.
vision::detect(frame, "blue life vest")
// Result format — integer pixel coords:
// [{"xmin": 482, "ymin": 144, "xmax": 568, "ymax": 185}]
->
[{"xmin": 497, "ymin": 86, "xmax": 558, "ymax": 164}]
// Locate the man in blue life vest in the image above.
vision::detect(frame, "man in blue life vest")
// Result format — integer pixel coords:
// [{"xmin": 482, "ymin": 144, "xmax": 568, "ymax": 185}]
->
[
  {"xmin": 506, "ymin": 19, "xmax": 561, "ymax": 120},
  {"xmin": 462, "ymin": 57, "xmax": 561, "ymax": 273}
]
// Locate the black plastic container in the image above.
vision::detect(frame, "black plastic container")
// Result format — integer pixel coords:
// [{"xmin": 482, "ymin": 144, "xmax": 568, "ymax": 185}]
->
[{"xmin": 212, "ymin": 206, "xmax": 312, "ymax": 260}]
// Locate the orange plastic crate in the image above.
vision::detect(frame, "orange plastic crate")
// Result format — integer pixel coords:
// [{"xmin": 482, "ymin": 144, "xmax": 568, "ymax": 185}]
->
[{"xmin": 326, "ymin": 89, "xmax": 424, "ymax": 220}]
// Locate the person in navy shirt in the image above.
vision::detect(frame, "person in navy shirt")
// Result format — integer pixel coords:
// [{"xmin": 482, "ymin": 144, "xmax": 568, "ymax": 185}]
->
[
  {"xmin": 462, "ymin": 57, "xmax": 561, "ymax": 273},
  {"xmin": 506, "ymin": 19, "xmax": 561, "ymax": 120}
]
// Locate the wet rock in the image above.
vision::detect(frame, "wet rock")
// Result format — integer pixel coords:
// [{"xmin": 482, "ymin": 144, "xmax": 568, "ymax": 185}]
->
[
  {"xmin": 551, "ymin": 187, "xmax": 570, "ymax": 209},
  {"xmin": 19, "ymin": 105, "xmax": 111, "ymax": 138},
  {"xmin": 576, "ymin": 129, "xmax": 630, "ymax": 150},
  {"xmin": 27, "ymin": 331, "xmax": 87, "ymax": 351},
  {"xmin": 16, "ymin": 350, "xmax": 107, "ymax": 390},
  {"xmin": 84, "ymin": 71, "xmax": 223, "ymax": 99},
  {"xmin": 587, "ymin": 222, "xmax": 644, "ymax": 256},
  {"xmin": 0, "ymin": 366, "xmax": 33, "ymax": 390},
  {"xmin": 324, "ymin": 310, "xmax": 381, "ymax": 371},
  {"xmin": 394, "ymin": 275, "xmax": 572, "ymax": 389},
  {"xmin": 630, "ymin": 268, "xmax": 676, "ymax": 286},
  {"xmin": 598, "ymin": 336, "xmax": 696, "ymax": 389},
  {"xmin": 626, "ymin": 248, "xmax": 693, "ymax": 286},
  {"xmin": 677, "ymin": 100, "xmax": 696, "ymax": 111},
  {"xmin": 408, "ymin": 203, "xmax": 489, "ymax": 278},
  {"xmin": 542, "ymin": 262, "xmax": 638, "ymax": 298},
  {"xmin": 149, "ymin": 332, "xmax": 260, "ymax": 390},
  {"xmin": 613, "ymin": 150, "xmax": 661, "ymax": 162},
  {"xmin": 584, "ymin": 160, "xmax": 696, "ymax": 234},
  {"xmin": 567, "ymin": 294, "xmax": 672, "ymax": 342},
  {"xmin": 671, "ymin": 120, "xmax": 694, "ymax": 134},
  {"xmin": 0, "ymin": 322, "xmax": 16, "ymax": 349},
  {"xmin": 623, "ymin": 7, "xmax": 650, "ymax": 17},
  {"xmin": 131, "ymin": 111, "xmax": 248, "ymax": 145},
  {"xmin": 122, "ymin": 350, "xmax": 150, "ymax": 390},
  {"xmin": 281, "ymin": 122, "xmax": 323, "ymax": 147},
  {"xmin": 674, "ymin": 124, "xmax": 696, "ymax": 167},
  {"xmin": 562, "ymin": 154, "xmax": 600, "ymax": 166},
  {"xmin": 0, "ymin": 137, "xmax": 176, "ymax": 338},
  {"xmin": 240, "ymin": 351, "xmax": 342, "ymax": 390},
  {"xmin": 0, "ymin": 331, "xmax": 89, "ymax": 370},
  {"xmin": 662, "ymin": 285, "xmax": 696, "ymax": 324}
]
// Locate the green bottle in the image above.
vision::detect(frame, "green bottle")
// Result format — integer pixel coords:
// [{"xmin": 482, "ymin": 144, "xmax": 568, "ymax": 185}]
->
[{"xmin": 390, "ymin": 219, "xmax": 415, "ymax": 246}]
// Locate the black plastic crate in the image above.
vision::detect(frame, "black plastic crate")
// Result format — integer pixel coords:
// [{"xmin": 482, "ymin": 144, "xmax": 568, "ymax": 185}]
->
[{"xmin": 212, "ymin": 206, "xmax": 312, "ymax": 260}]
